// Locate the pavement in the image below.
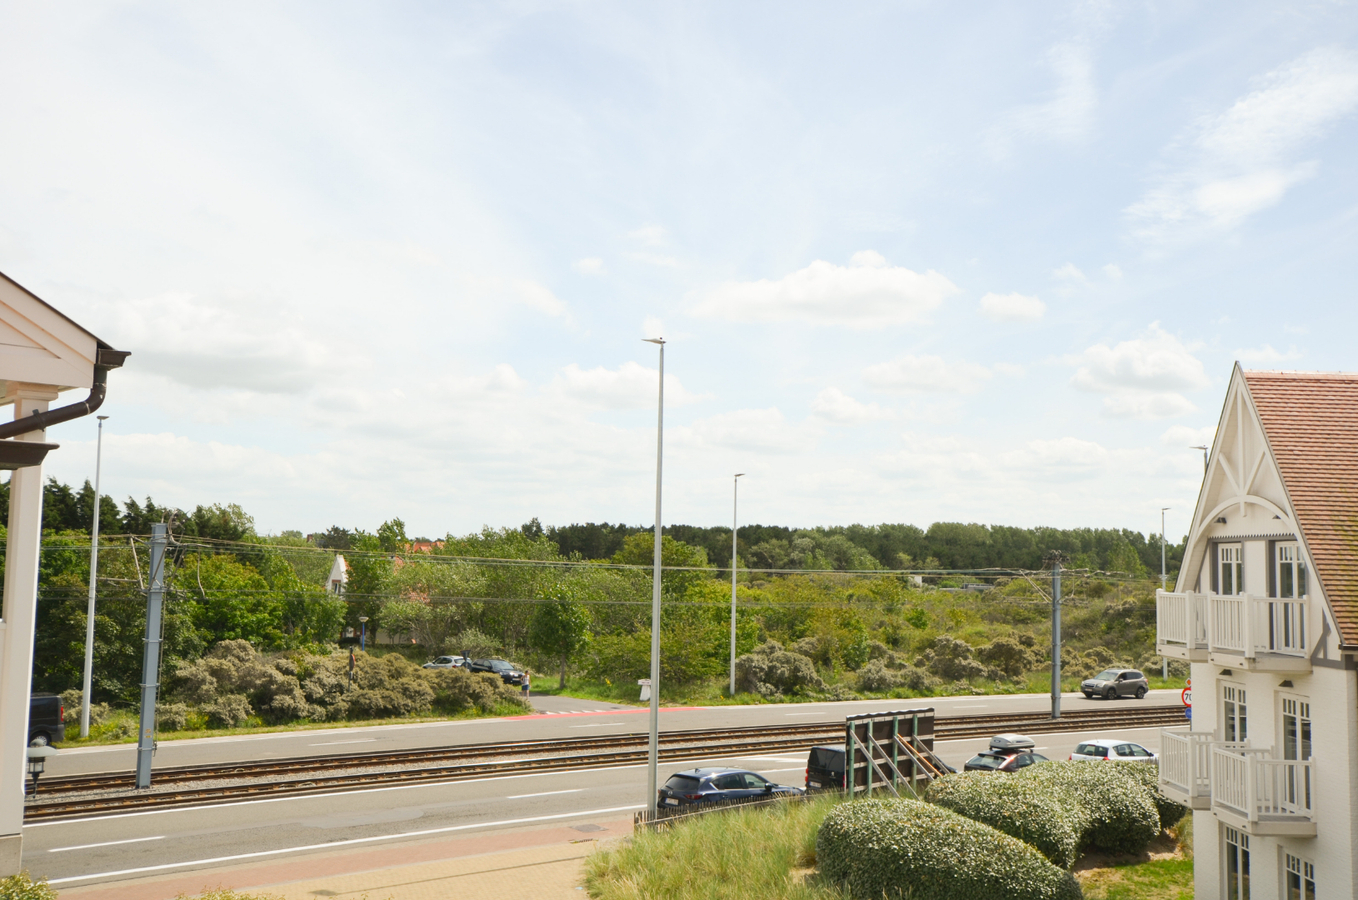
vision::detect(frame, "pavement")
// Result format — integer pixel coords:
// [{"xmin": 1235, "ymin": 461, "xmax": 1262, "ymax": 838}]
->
[{"xmin": 55, "ymin": 815, "xmax": 633, "ymax": 900}]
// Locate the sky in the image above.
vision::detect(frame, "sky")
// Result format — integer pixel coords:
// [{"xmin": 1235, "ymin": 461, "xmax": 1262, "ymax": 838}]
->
[{"xmin": 2, "ymin": 1, "xmax": 1357, "ymax": 541}]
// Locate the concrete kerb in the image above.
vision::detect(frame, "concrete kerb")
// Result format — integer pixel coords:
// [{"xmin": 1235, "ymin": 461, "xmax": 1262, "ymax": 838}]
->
[{"xmin": 53, "ymin": 816, "xmax": 634, "ymax": 900}]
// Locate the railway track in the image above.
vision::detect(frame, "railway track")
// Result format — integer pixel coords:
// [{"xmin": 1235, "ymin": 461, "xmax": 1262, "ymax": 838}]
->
[{"xmin": 25, "ymin": 704, "xmax": 1184, "ymax": 822}]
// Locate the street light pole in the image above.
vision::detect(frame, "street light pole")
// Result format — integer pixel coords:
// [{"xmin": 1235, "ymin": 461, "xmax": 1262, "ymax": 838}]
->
[
  {"xmin": 729, "ymin": 473, "xmax": 745, "ymax": 697},
  {"xmin": 80, "ymin": 415, "xmax": 109, "ymax": 738},
  {"xmin": 1191, "ymin": 445, "xmax": 1208, "ymax": 473},
  {"xmin": 359, "ymin": 616, "xmax": 369, "ymax": 652},
  {"xmin": 1160, "ymin": 507, "xmax": 1171, "ymax": 591},
  {"xmin": 643, "ymin": 338, "xmax": 665, "ymax": 815}
]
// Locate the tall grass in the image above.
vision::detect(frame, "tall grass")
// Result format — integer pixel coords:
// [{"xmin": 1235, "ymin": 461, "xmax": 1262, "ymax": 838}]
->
[{"xmin": 584, "ymin": 796, "xmax": 849, "ymax": 900}]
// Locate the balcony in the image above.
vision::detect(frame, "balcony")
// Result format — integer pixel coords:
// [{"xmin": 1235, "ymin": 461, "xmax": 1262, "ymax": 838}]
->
[
  {"xmin": 1156, "ymin": 591, "xmax": 1310, "ymax": 672},
  {"xmin": 1159, "ymin": 727, "xmax": 1224, "ymax": 809},
  {"xmin": 1210, "ymin": 745, "xmax": 1316, "ymax": 837}
]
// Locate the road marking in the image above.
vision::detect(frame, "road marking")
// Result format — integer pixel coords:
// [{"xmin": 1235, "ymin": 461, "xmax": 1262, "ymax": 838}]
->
[
  {"xmin": 729, "ymin": 756, "xmax": 809, "ymax": 763},
  {"xmin": 784, "ymin": 712, "xmax": 825, "ymax": 716},
  {"xmin": 48, "ymin": 836, "xmax": 164, "ymax": 853},
  {"xmin": 46, "ymin": 805, "xmax": 644, "ymax": 884},
  {"xmin": 309, "ymin": 739, "xmax": 377, "ymax": 746},
  {"xmin": 506, "ymin": 789, "xmax": 584, "ymax": 799}
]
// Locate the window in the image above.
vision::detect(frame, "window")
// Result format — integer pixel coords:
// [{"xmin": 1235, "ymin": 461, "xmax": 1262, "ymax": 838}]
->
[
  {"xmin": 1275, "ymin": 543, "xmax": 1307, "ymax": 599},
  {"xmin": 1224, "ymin": 826, "xmax": 1250, "ymax": 900},
  {"xmin": 741, "ymin": 773, "xmax": 770, "ymax": 789},
  {"xmin": 1223, "ymin": 684, "xmax": 1248, "ymax": 742},
  {"xmin": 1285, "ymin": 853, "xmax": 1315, "ymax": 900},
  {"xmin": 1281, "ymin": 697, "xmax": 1312, "ymax": 810},
  {"xmin": 1219, "ymin": 544, "xmax": 1244, "ymax": 595},
  {"xmin": 713, "ymin": 773, "xmax": 744, "ymax": 790}
]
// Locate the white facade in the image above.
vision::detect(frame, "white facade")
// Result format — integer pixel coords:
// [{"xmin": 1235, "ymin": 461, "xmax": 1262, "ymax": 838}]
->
[{"xmin": 1157, "ymin": 366, "xmax": 1358, "ymax": 900}]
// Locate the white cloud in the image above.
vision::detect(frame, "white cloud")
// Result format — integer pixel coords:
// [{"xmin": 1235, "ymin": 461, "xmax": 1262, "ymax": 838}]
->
[
  {"xmin": 862, "ymin": 355, "xmax": 992, "ymax": 394},
  {"xmin": 690, "ymin": 253, "xmax": 960, "ymax": 327},
  {"xmin": 478, "ymin": 276, "xmax": 569, "ymax": 316},
  {"xmin": 573, "ymin": 257, "xmax": 605, "ymax": 275},
  {"xmin": 628, "ymin": 251, "xmax": 680, "ymax": 268},
  {"xmin": 1053, "ymin": 263, "xmax": 1089, "ymax": 284},
  {"xmin": 810, "ymin": 388, "xmax": 890, "ymax": 425},
  {"xmin": 629, "ymin": 224, "xmax": 670, "ymax": 247},
  {"xmin": 1069, "ymin": 323, "xmax": 1208, "ymax": 419},
  {"xmin": 1129, "ymin": 48, "xmax": 1358, "ymax": 241},
  {"xmin": 1160, "ymin": 424, "xmax": 1216, "ymax": 449},
  {"xmin": 550, "ymin": 361, "xmax": 704, "ymax": 409},
  {"xmin": 989, "ymin": 42, "xmax": 1097, "ymax": 155},
  {"xmin": 993, "ymin": 362, "xmax": 1026, "ymax": 378},
  {"xmin": 1004, "ymin": 436, "xmax": 1109, "ymax": 474},
  {"xmin": 979, "ymin": 292, "xmax": 1045, "ymax": 322},
  {"xmin": 1235, "ymin": 344, "xmax": 1303, "ymax": 364},
  {"xmin": 1101, "ymin": 263, "xmax": 1123, "ymax": 279},
  {"xmin": 682, "ymin": 407, "xmax": 817, "ymax": 454}
]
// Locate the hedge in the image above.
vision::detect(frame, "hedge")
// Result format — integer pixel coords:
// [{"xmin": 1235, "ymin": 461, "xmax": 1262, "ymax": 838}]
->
[
  {"xmin": 816, "ymin": 798, "xmax": 1082, "ymax": 900},
  {"xmin": 926, "ymin": 771, "xmax": 1084, "ymax": 869},
  {"xmin": 1016, "ymin": 762, "xmax": 1160, "ymax": 853},
  {"xmin": 1119, "ymin": 761, "xmax": 1188, "ymax": 830}
]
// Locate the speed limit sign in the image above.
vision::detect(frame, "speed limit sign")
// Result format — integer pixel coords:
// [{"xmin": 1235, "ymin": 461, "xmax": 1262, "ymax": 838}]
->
[{"xmin": 1182, "ymin": 677, "xmax": 1192, "ymax": 708}]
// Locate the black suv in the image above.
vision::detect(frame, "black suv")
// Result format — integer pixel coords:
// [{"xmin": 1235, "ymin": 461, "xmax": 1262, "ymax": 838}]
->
[
  {"xmin": 805, "ymin": 745, "xmax": 846, "ymax": 791},
  {"xmin": 29, "ymin": 693, "xmax": 65, "ymax": 746},
  {"xmin": 1081, "ymin": 668, "xmax": 1149, "ymax": 700},
  {"xmin": 658, "ymin": 767, "xmax": 803, "ymax": 810},
  {"xmin": 467, "ymin": 658, "xmax": 525, "ymax": 685}
]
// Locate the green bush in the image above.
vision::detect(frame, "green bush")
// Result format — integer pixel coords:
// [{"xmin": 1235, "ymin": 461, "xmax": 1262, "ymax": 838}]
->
[
  {"xmin": 0, "ymin": 871, "xmax": 57, "ymax": 899},
  {"xmin": 735, "ymin": 642, "xmax": 825, "ymax": 696},
  {"xmin": 817, "ymin": 798, "xmax": 1081, "ymax": 900},
  {"xmin": 926, "ymin": 771, "xmax": 1084, "ymax": 868},
  {"xmin": 1017, "ymin": 761, "xmax": 1160, "ymax": 853},
  {"xmin": 1119, "ymin": 761, "xmax": 1188, "ymax": 830}
]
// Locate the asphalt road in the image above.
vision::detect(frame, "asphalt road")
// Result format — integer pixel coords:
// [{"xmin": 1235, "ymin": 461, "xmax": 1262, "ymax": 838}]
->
[
  {"xmin": 47, "ymin": 689, "xmax": 1186, "ymax": 778},
  {"xmin": 27, "ymin": 721, "xmax": 1171, "ymax": 887}
]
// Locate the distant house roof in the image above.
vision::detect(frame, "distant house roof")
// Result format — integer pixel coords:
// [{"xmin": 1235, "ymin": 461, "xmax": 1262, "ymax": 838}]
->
[
  {"xmin": 406, "ymin": 541, "xmax": 445, "ymax": 553},
  {"xmin": 1244, "ymin": 369, "xmax": 1358, "ymax": 646}
]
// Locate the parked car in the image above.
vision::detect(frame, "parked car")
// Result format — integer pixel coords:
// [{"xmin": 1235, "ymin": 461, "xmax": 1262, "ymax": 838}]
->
[
  {"xmin": 467, "ymin": 658, "xmax": 526, "ymax": 685},
  {"xmin": 29, "ymin": 693, "xmax": 65, "ymax": 747},
  {"xmin": 963, "ymin": 733, "xmax": 1048, "ymax": 772},
  {"xmin": 805, "ymin": 745, "xmax": 846, "ymax": 791},
  {"xmin": 1069, "ymin": 739, "xmax": 1158, "ymax": 762},
  {"xmin": 658, "ymin": 766, "xmax": 804, "ymax": 810},
  {"xmin": 1081, "ymin": 668, "xmax": 1149, "ymax": 700},
  {"xmin": 422, "ymin": 656, "xmax": 467, "ymax": 670}
]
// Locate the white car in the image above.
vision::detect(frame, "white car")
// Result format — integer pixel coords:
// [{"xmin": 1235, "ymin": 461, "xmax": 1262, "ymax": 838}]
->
[
  {"xmin": 422, "ymin": 655, "xmax": 467, "ymax": 669},
  {"xmin": 1069, "ymin": 739, "xmax": 1158, "ymax": 762}
]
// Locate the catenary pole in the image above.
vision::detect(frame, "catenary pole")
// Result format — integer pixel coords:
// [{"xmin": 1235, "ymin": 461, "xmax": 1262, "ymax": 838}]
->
[
  {"xmin": 729, "ymin": 473, "xmax": 744, "ymax": 696},
  {"xmin": 1050, "ymin": 554, "xmax": 1062, "ymax": 720},
  {"xmin": 643, "ymin": 338, "xmax": 665, "ymax": 815},
  {"xmin": 80, "ymin": 415, "xmax": 108, "ymax": 738},
  {"xmin": 135, "ymin": 524, "xmax": 167, "ymax": 789},
  {"xmin": 1161, "ymin": 507, "xmax": 1170, "ymax": 681}
]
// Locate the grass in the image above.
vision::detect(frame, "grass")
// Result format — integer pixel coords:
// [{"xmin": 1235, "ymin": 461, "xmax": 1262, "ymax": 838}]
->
[
  {"xmin": 584, "ymin": 796, "xmax": 849, "ymax": 900},
  {"xmin": 1078, "ymin": 810, "xmax": 1194, "ymax": 900}
]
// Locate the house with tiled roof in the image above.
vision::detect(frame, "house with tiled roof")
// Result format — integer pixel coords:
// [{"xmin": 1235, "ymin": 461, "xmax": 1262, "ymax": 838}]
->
[{"xmin": 1156, "ymin": 364, "xmax": 1358, "ymax": 900}]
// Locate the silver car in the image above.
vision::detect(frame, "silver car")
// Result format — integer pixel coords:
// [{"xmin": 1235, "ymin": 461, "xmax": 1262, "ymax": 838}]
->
[
  {"xmin": 422, "ymin": 655, "xmax": 467, "ymax": 669},
  {"xmin": 1080, "ymin": 668, "xmax": 1148, "ymax": 700}
]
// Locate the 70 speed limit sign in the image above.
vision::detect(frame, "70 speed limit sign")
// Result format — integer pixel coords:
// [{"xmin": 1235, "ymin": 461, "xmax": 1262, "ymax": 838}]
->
[{"xmin": 1182, "ymin": 678, "xmax": 1192, "ymax": 708}]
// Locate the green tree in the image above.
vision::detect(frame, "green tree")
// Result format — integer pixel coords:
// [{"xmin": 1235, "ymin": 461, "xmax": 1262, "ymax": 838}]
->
[{"xmin": 529, "ymin": 584, "xmax": 593, "ymax": 688}]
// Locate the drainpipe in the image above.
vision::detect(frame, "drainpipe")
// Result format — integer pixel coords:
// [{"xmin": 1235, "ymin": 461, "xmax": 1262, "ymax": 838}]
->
[{"xmin": 0, "ymin": 350, "xmax": 128, "ymax": 441}]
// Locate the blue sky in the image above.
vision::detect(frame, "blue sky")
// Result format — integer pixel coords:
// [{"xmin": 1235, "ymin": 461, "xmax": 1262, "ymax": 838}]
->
[{"xmin": 2, "ymin": 1, "xmax": 1356, "ymax": 540}]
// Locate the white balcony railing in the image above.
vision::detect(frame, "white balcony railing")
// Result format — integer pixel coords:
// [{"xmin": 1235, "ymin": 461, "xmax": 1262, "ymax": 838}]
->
[
  {"xmin": 1211, "ymin": 745, "xmax": 1315, "ymax": 835},
  {"xmin": 1210, "ymin": 593, "xmax": 1308, "ymax": 659},
  {"xmin": 1156, "ymin": 591, "xmax": 1208, "ymax": 654},
  {"xmin": 1159, "ymin": 727, "xmax": 1227, "ymax": 807}
]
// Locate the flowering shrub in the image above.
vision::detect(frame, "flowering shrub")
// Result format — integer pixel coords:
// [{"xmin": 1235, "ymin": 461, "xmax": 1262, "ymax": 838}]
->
[{"xmin": 817, "ymin": 798, "xmax": 1081, "ymax": 900}]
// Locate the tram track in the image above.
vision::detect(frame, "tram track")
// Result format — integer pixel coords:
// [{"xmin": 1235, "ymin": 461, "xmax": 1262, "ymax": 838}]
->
[{"xmin": 25, "ymin": 704, "xmax": 1184, "ymax": 822}]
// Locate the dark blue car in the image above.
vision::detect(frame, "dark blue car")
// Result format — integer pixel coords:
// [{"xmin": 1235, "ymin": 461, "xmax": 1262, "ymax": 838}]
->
[{"xmin": 656, "ymin": 766, "xmax": 804, "ymax": 810}]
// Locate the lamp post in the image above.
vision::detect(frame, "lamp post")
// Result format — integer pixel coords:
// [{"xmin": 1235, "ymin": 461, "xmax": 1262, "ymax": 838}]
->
[
  {"xmin": 80, "ymin": 415, "xmax": 109, "ymax": 738},
  {"xmin": 358, "ymin": 616, "xmax": 369, "ymax": 652},
  {"xmin": 642, "ymin": 337, "xmax": 665, "ymax": 816},
  {"xmin": 1191, "ymin": 445, "xmax": 1208, "ymax": 473},
  {"xmin": 729, "ymin": 473, "xmax": 745, "ymax": 697}
]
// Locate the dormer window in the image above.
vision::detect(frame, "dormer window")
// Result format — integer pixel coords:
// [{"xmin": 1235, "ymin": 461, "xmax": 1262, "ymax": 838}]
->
[
  {"xmin": 1219, "ymin": 543, "xmax": 1244, "ymax": 596},
  {"xmin": 1276, "ymin": 542, "xmax": 1307, "ymax": 599}
]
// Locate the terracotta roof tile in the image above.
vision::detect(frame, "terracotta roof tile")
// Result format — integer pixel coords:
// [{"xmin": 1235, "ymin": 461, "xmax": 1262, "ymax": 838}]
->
[{"xmin": 1244, "ymin": 370, "xmax": 1358, "ymax": 647}]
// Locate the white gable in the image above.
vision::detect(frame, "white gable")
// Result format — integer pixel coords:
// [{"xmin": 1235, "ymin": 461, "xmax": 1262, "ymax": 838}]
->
[{"xmin": 0, "ymin": 272, "xmax": 100, "ymax": 398}]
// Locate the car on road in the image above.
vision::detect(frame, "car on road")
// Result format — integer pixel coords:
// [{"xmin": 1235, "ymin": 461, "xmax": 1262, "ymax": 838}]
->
[
  {"xmin": 1081, "ymin": 668, "xmax": 1149, "ymax": 700},
  {"xmin": 467, "ymin": 658, "xmax": 526, "ymax": 685},
  {"xmin": 1069, "ymin": 739, "xmax": 1158, "ymax": 762},
  {"xmin": 422, "ymin": 656, "xmax": 467, "ymax": 670},
  {"xmin": 29, "ymin": 693, "xmax": 65, "ymax": 747},
  {"xmin": 805, "ymin": 745, "xmax": 846, "ymax": 791},
  {"xmin": 658, "ymin": 766, "xmax": 804, "ymax": 810},
  {"xmin": 963, "ymin": 733, "xmax": 1049, "ymax": 773}
]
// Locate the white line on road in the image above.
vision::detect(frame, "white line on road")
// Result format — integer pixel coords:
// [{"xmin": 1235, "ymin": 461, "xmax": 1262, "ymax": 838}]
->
[
  {"xmin": 48, "ymin": 836, "xmax": 165, "ymax": 853},
  {"xmin": 784, "ymin": 712, "xmax": 825, "ymax": 716},
  {"xmin": 308, "ymin": 739, "xmax": 378, "ymax": 746},
  {"xmin": 46, "ymin": 805, "xmax": 644, "ymax": 884},
  {"xmin": 505, "ymin": 789, "xmax": 584, "ymax": 799}
]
